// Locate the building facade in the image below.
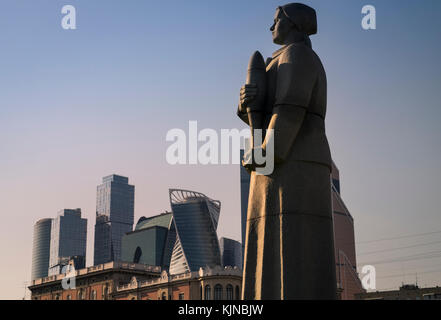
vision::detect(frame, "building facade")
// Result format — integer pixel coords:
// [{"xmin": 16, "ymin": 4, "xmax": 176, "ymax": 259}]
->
[
  {"xmin": 114, "ymin": 266, "xmax": 242, "ymax": 300},
  {"xmin": 94, "ymin": 174, "xmax": 135, "ymax": 265},
  {"xmin": 219, "ymin": 237, "xmax": 242, "ymax": 270},
  {"xmin": 29, "ymin": 263, "xmax": 241, "ymax": 301},
  {"xmin": 168, "ymin": 189, "xmax": 222, "ymax": 275},
  {"xmin": 49, "ymin": 209, "xmax": 87, "ymax": 276},
  {"xmin": 31, "ymin": 218, "xmax": 53, "ymax": 280},
  {"xmin": 331, "ymin": 162, "xmax": 365, "ymax": 299},
  {"xmin": 355, "ymin": 284, "xmax": 441, "ymax": 300}
]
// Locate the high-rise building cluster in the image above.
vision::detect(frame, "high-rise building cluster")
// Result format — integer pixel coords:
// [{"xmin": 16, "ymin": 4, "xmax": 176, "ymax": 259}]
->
[
  {"xmin": 30, "ymin": 175, "xmax": 241, "ymax": 288},
  {"xmin": 120, "ymin": 189, "xmax": 242, "ymax": 275},
  {"xmin": 31, "ymin": 209, "xmax": 87, "ymax": 280},
  {"xmin": 31, "ymin": 175, "xmax": 135, "ymax": 281}
]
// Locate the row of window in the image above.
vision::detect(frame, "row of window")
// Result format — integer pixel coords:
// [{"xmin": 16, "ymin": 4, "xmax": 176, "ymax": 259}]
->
[
  {"xmin": 159, "ymin": 292, "xmax": 185, "ymax": 300},
  {"xmin": 53, "ymin": 287, "xmax": 109, "ymax": 300},
  {"xmin": 202, "ymin": 284, "xmax": 239, "ymax": 300},
  {"xmin": 156, "ymin": 284, "xmax": 239, "ymax": 301}
]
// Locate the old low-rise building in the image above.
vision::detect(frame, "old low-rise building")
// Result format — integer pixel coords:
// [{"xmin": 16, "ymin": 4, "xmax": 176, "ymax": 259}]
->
[
  {"xmin": 29, "ymin": 261, "xmax": 161, "ymax": 300},
  {"xmin": 355, "ymin": 284, "xmax": 441, "ymax": 300},
  {"xmin": 29, "ymin": 262, "xmax": 242, "ymax": 301}
]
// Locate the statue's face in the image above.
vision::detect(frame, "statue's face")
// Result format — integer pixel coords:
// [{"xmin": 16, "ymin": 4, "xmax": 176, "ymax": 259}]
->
[{"xmin": 270, "ymin": 8, "xmax": 293, "ymax": 45}]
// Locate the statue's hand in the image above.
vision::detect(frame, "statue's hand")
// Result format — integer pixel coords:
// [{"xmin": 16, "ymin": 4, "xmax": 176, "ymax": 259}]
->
[
  {"xmin": 242, "ymin": 147, "xmax": 254, "ymax": 173},
  {"xmin": 239, "ymin": 84, "xmax": 258, "ymax": 112},
  {"xmin": 242, "ymin": 146, "xmax": 267, "ymax": 173}
]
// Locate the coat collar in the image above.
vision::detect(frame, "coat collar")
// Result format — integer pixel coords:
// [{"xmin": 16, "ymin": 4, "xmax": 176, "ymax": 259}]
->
[
  {"xmin": 272, "ymin": 45, "xmax": 289, "ymax": 59},
  {"xmin": 272, "ymin": 39, "xmax": 310, "ymax": 59}
]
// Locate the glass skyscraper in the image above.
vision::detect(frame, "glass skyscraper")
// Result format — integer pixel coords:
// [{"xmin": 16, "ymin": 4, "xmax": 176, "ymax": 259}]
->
[
  {"xmin": 31, "ymin": 218, "xmax": 52, "ymax": 280},
  {"xmin": 168, "ymin": 189, "xmax": 222, "ymax": 275},
  {"xmin": 219, "ymin": 237, "xmax": 242, "ymax": 270},
  {"xmin": 240, "ymin": 149, "xmax": 251, "ymax": 259},
  {"xmin": 94, "ymin": 174, "xmax": 135, "ymax": 265},
  {"xmin": 48, "ymin": 209, "xmax": 87, "ymax": 276}
]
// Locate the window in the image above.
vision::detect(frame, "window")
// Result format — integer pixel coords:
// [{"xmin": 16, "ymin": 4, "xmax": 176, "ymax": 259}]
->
[
  {"xmin": 179, "ymin": 293, "xmax": 185, "ymax": 300},
  {"xmin": 103, "ymin": 285, "xmax": 109, "ymax": 300},
  {"xmin": 66, "ymin": 294, "xmax": 71, "ymax": 300},
  {"xmin": 161, "ymin": 292, "xmax": 166, "ymax": 300},
  {"xmin": 91, "ymin": 290, "xmax": 97, "ymax": 300},
  {"xmin": 78, "ymin": 289, "xmax": 84, "ymax": 300},
  {"xmin": 204, "ymin": 285, "xmax": 211, "ymax": 300},
  {"xmin": 214, "ymin": 284, "xmax": 223, "ymax": 300},
  {"xmin": 133, "ymin": 246, "xmax": 142, "ymax": 263},
  {"xmin": 226, "ymin": 285, "xmax": 233, "ymax": 300},
  {"xmin": 235, "ymin": 286, "xmax": 240, "ymax": 300}
]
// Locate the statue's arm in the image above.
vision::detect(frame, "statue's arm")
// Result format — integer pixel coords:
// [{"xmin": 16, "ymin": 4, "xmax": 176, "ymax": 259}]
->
[
  {"xmin": 262, "ymin": 104, "xmax": 306, "ymax": 163},
  {"xmin": 236, "ymin": 105, "xmax": 250, "ymax": 126},
  {"xmin": 262, "ymin": 46, "xmax": 316, "ymax": 163}
]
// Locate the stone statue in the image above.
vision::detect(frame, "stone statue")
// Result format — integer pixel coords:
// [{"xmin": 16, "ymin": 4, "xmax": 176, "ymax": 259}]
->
[{"xmin": 237, "ymin": 3, "xmax": 337, "ymax": 299}]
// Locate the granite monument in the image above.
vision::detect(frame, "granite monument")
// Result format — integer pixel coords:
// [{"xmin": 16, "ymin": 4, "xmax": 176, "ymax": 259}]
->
[{"xmin": 237, "ymin": 3, "xmax": 337, "ymax": 300}]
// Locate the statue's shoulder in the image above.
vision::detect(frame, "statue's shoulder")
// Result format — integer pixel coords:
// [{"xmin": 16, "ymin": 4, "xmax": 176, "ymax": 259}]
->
[
  {"xmin": 287, "ymin": 42, "xmax": 314, "ymax": 54},
  {"xmin": 279, "ymin": 43, "xmax": 314, "ymax": 63}
]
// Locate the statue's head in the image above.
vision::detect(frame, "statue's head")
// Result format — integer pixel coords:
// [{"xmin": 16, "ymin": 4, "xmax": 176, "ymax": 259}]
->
[{"xmin": 270, "ymin": 3, "xmax": 317, "ymax": 45}]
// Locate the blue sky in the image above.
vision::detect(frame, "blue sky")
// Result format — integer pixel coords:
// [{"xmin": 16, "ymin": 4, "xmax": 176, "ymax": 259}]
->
[{"xmin": 1, "ymin": 0, "xmax": 441, "ymax": 298}]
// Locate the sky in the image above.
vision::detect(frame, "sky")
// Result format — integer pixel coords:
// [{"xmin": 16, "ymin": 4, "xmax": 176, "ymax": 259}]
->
[{"xmin": 1, "ymin": 0, "xmax": 441, "ymax": 299}]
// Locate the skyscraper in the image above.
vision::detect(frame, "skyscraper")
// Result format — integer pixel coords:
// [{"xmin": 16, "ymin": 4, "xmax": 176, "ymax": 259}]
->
[
  {"xmin": 239, "ymin": 149, "xmax": 251, "ymax": 260},
  {"xmin": 331, "ymin": 161, "xmax": 364, "ymax": 299},
  {"xmin": 168, "ymin": 189, "xmax": 222, "ymax": 275},
  {"xmin": 48, "ymin": 209, "xmax": 87, "ymax": 276},
  {"xmin": 31, "ymin": 218, "xmax": 52, "ymax": 280},
  {"xmin": 219, "ymin": 237, "xmax": 242, "ymax": 270},
  {"xmin": 94, "ymin": 174, "xmax": 135, "ymax": 265}
]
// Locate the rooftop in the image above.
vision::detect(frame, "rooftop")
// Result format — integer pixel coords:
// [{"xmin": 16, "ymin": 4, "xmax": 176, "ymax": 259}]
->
[
  {"xmin": 135, "ymin": 212, "xmax": 173, "ymax": 231},
  {"xmin": 102, "ymin": 174, "xmax": 129, "ymax": 184}
]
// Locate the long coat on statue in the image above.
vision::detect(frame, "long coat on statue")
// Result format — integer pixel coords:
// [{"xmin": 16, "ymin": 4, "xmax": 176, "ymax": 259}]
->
[{"xmin": 238, "ymin": 39, "xmax": 337, "ymax": 300}]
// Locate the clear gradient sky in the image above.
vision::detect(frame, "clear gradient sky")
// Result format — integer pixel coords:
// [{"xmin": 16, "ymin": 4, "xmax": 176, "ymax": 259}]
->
[{"xmin": 1, "ymin": 0, "xmax": 440, "ymax": 299}]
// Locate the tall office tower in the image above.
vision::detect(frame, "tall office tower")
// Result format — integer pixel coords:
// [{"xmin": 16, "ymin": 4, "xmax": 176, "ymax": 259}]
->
[
  {"xmin": 239, "ymin": 149, "xmax": 251, "ymax": 260},
  {"xmin": 331, "ymin": 161, "xmax": 364, "ymax": 299},
  {"xmin": 219, "ymin": 237, "xmax": 243, "ymax": 270},
  {"xmin": 31, "ymin": 218, "xmax": 52, "ymax": 280},
  {"xmin": 48, "ymin": 209, "xmax": 87, "ymax": 276},
  {"xmin": 168, "ymin": 189, "xmax": 222, "ymax": 275},
  {"xmin": 94, "ymin": 174, "xmax": 135, "ymax": 265}
]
